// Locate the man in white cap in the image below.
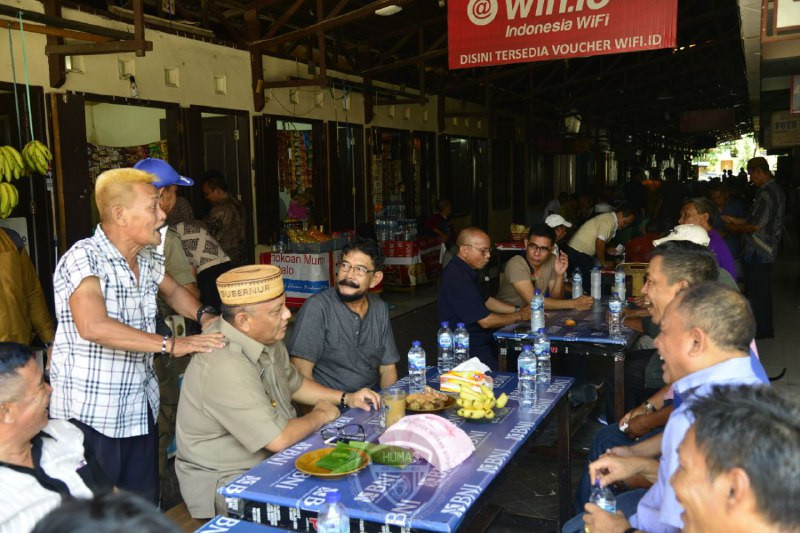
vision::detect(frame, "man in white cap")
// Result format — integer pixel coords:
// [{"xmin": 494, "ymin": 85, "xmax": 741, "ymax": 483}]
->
[
  {"xmin": 175, "ymin": 265, "xmax": 381, "ymax": 519},
  {"xmin": 544, "ymin": 213, "xmax": 572, "ymax": 256}
]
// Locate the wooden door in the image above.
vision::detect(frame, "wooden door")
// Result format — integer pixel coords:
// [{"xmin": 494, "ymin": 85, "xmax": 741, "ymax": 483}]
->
[
  {"xmin": 50, "ymin": 92, "xmax": 93, "ymax": 253},
  {"xmin": 253, "ymin": 115, "xmax": 279, "ymax": 245},
  {"xmin": 328, "ymin": 122, "xmax": 365, "ymax": 232}
]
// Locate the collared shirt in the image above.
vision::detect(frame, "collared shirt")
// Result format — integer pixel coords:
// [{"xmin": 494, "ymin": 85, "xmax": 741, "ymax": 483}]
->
[
  {"xmin": 707, "ymin": 228, "xmax": 736, "ymax": 280},
  {"xmin": 438, "ymin": 256, "xmax": 492, "ymax": 352},
  {"xmin": 205, "ymin": 196, "xmax": 246, "ymax": 266},
  {"xmin": 630, "ymin": 355, "xmax": 768, "ymax": 533},
  {"xmin": 287, "ymin": 287, "xmax": 400, "ymax": 392},
  {"xmin": 567, "ymin": 213, "xmax": 618, "ymax": 256},
  {"xmin": 744, "ymin": 179, "xmax": 785, "ymax": 263},
  {"xmin": 50, "ymin": 225, "xmax": 164, "ymax": 438},
  {"xmin": 176, "ymin": 319, "xmax": 304, "ymax": 519},
  {"xmin": 0, "ymin": 420, "xmax": 110, "ymax": 532}
]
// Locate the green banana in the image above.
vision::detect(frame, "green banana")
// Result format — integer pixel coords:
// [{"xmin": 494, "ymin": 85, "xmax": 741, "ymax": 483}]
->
[{"xmin": 0, "ymin": 183, "xmax": 9, "ymax": 217}]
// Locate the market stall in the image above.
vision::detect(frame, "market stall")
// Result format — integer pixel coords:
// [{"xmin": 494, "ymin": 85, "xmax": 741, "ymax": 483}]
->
[{"xmin": 381, "ymin": 236, "xmax": 444, "ymax": 292}]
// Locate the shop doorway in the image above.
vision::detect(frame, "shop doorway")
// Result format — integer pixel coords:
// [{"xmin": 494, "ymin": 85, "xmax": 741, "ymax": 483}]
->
[
  {"xmin": 328, "ymin": 122, "xmax": 365, "ymax": 232},
  {"xmin": 439, "ymin": 135, "xmax": 488, "ymax": 229},
  {"xmin": 253, "ymin": 115, "xmax": 326, "ymax": 245},
  {"xmin": 0, "ymin": 83, "xmax": 56, "ymax": 306},
  {"xmin": 185, "ymin": 107, "xmax": 253, "ymax": 263}
]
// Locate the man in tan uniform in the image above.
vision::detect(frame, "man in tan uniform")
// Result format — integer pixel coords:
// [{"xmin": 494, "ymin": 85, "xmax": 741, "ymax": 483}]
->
[{"xmin": 175, "ymin": 265, "xmax": 381, "ymax": 519}]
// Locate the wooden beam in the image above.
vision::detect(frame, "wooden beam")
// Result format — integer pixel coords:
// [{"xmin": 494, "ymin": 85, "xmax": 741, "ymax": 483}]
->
[
  {"xmin": 0, "ymin": 19, "xmax": 113, "ymax": 43},
  {"xmin": 328, "ymin": 0, "xmax": 351, "ymax": 18},
  {"xmin": 369, "ymin": 29, "xmax": 415, "ymax": 70},
  {"xmin": 261, "ymin": 0, "xmax": 306, "ymax": 40},
  {"xmin": 45, "ymin": 40, "xmax": 153, "ymax": 56},
  {"xmin": 316, "ymin": 0, "xmax": 327, "ymax": 85},
  {"xmin": 361, "ymin": 48, "xmax": 446, "ymax": 75},
  {"xmin": 207, "ymin": 0, "xmax": 245, "ymax": 45},
  {"xmin": 261, "ymin": 77, "xmax": 327, "ymax": 89},
  {"xmin": 243, "ymin": 0, "xmax": 284, "ymax": 12},
  {"xmin": 43, "ymin": 0, "xmax": 66, "ymax": 88},
  {"xmin": 0, "ymin": 3, "xmax": 134, "ymax": 40},
  {"xmin": 250, "ymin": 0, "xmax": 417, "ymax": 50},
  {"xmin": 133, "ymin": 0, "xmax": 145, "ymax": 57},
  {"xmin": 375, "ymin": 97, "xmax": 427, "ymax": 106}
]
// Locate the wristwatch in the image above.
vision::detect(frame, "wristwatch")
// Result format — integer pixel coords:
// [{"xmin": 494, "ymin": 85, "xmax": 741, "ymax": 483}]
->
[
  {"xmin": 514, "ymin": 304, "xmax": 521, "ymax": 312},
  {"xmin": 196, "ymin": 305, "xmax": 219, "ymax": 323},
  {"xmin": 643, "ymin": 400, "xmax": 656, "ymax": 414}
]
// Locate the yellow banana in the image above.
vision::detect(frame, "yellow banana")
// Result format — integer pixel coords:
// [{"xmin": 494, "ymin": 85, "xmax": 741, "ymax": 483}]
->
[
  {"xmin": 0, "ymin": 151, "xmax": 7, "ymax": 182},
  {"xmin": 465, "ymin": 408, "xmax": 485, "ymax": 419},
  {"xmin": 456, "ymin": 398, "xmax": 473, "ymax": 408},
  {"xmin": 33, "ymin": 140, "xmax": 52, "ymax": 161},
  {"xmin": 483, "ymin": 409, "xmax": 495, "ymax": 420},
  {"xmin": 0, "ymin": 148, "xmax": 12, "ymax": 181},
  {"xmin": 7, "ymin": 183, "xmax": 18, "ymax": 208},
  {"xmin": 495, "ymin": 393, "xmax": 509, "ymax": 409},
  {"xmin": 4, "ymin": 146, "xmax": 23, "ymax": 170},
  {"xmin": 32, "ymin": 147, "xmax": 48, "ymax": 174},
  {"xmin": 480, "ymin": 385, "xmax": 496, "ymax": 400},
  {"xmin": 458, "ymin": 389, "xmax": 484, "ymax": 402},
  {"xmin": 0, "ymin": 184, "xmax": 9, "ymax": 217}
]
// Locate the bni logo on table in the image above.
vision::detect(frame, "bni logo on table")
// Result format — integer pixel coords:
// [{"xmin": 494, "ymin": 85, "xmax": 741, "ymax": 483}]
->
[{"xmin": 349, "ymin": 462, "xmax": 451, "ymax": 528}]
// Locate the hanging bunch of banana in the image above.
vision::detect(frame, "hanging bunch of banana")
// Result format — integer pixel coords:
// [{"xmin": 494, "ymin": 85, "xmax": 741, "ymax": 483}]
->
[
  {"xmin": 0, "ymin": 181, "xmax": 19, "ymax": 219},
  {"xmin": 22, "ymin": 140, "xmax": 52, "ymax": 175},
  {"xmin": 0, "ymin": 145, "xmax": 25, "ymax": 181}
]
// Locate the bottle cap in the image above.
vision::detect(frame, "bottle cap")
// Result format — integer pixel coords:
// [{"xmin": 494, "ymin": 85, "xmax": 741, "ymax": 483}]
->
[
  {"xmin": 612, "ymin": 292, "xmax": 618, "ymax": 297},
  {"xmin": 456, "ymin": 322, "xmax": 465, "ymax": 328},
  {"xmin": 440, "ymin": 321, "xmax": 449, "ymax": 328},
  {"xmin": 325, "ymin": 492, "xmax": 342, "ymax": 503},
  {"xmin": 412, "ymin": 340, "xmax": 421, "ymax": 347},
  {"xmin": 534, "ymin": 289, "xmax": 541, "ymax": 295},
  {"xmin": 522, "ymin": 344, "xmax": 531, "ymax": 351},
  {"xmin": 538, "ymin": 328, "xmax": 546, "ymax": 334}
]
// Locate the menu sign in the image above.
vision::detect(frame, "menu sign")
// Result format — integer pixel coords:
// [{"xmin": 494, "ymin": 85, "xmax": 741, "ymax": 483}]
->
[{"xmin": 448, "ymin": 0, "xmax": 678, "ymax": 69}]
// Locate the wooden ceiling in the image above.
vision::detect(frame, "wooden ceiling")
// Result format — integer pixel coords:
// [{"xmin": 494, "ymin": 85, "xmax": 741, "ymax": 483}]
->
[{"xmin": 60, "ymin": 0, "xmax": 751, "ymax": 144}]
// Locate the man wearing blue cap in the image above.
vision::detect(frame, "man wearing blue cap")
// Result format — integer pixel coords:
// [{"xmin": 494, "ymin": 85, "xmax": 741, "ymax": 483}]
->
[{"xmin": 133, "ymin": 158, "xmax": 202, "ymax": 498}]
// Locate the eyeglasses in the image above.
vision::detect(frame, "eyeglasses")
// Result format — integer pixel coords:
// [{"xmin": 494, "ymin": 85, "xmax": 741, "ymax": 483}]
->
[
  {"xmin": 320, "ymin": 423, "xmax": 366, "ymax": 443},
  {"xmin": 339, "ymin": 262, "xmax": 375, "ymax": 276},
  {"xmin": 465, "ymin": 243, "xmax": 491, "ymax": 256},
  {"xmin": 527, "ymin": 243, "xmax": 552, "ymax": 253}
]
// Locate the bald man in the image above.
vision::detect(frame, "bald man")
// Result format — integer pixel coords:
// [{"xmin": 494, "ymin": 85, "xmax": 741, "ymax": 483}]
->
[
  {"xmin": 50, "ymin": 168, "xmax": 225, "ymax": 504},
  {"xmin": 438, "ymin": 227, "xmax": 531, "ymax": 370}
]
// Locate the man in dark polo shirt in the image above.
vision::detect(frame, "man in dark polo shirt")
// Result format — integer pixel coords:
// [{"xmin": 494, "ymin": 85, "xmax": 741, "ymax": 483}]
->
[
  {"xmin": 438, "ymin": 227, "xmax": 531, "ymax": 370},
  {"xmin": 289, "ymin": 237, "xmax": 400, "ymax": 392}
]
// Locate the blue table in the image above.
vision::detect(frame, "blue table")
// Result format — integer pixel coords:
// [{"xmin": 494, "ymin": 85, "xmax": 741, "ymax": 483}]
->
[
  {"xmin": 494, "ymin": 300, "xmax": 639, "ymax": 420},
  {"xmin": 197, "ymin": 516, "xmax": 288, "ymax": 532},
  {"xmin": 219, "ymin": 369, "xmax": 574, "ymax": 531}
]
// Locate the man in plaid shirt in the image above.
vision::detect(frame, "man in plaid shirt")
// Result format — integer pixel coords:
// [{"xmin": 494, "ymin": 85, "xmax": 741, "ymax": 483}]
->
[{"xmin": 50, "ymin": 168, "xmax": 225, "ymax": 504}]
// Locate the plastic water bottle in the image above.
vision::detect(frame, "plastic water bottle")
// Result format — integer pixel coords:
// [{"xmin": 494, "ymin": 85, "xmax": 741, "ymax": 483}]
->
[
  {"xmin": 518, "ymin": 344, "xmax": 537, "ymax": 408},
  {"xmin": 408, "ymin": 341, "xmax": 426, "ymax": 394},
  {"xmin": 589, "ymin": 479, "xmax": 617, "ymax": 514},
  {"xmin": 572, "ymin": 269, "xmax": 583, "ymax": 299},
  {"xmin": 534, "ymin": 328, "xmax": 551, "ymax": 385},
  {"xmin": 591, "ymin": 266, "xmax": 602, "ymax": 300},
  {"xmin": 453, "ymin": 323, "xmax": 469, "ymax": 365},
  {"xmin": 437, "ymin": 322, "xmax": 454, "ymax": 373},
  {"xmin": 317, "ymin": 492, "xmax": 350, "ymax": 533},
  {"xmin": 608, "ymin": 292, "xmax": 623, "ymax": 338},
  {"xmin": 614, "ymin": 264, "xmax": 626, "ymax": 302},
  {"xmin": 530, "ymin": 289, "xmax": 545, "ymax": 332}
]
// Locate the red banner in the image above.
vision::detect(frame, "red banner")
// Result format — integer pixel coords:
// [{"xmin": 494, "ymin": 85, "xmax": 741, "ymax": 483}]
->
[{"xmin": 448, "ymin": 0, "xmax": 677, "ymax": 69}]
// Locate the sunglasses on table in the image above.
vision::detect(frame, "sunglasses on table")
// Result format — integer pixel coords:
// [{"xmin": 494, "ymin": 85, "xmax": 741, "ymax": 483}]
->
[{"xmin": 320, "ymin": 423, "xmax": 366, "ymax": 444}]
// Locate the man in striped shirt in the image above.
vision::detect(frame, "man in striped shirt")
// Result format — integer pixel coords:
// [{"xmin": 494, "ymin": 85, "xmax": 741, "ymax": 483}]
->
[{"xmin": 49, "ymin": 168, "xmax": 225, "ymax": 504}]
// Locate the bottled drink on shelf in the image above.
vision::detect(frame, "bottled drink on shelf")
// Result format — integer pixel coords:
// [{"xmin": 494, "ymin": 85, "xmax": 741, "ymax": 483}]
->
[
  {"xmin": 572, "ymin": 269, "xmax": 583, "ymax": 299},
  {"xmin": 530, "ymin": 289, "xmax": 545, "ymax": 332},
  {"xmin": 317, "ymin": 492, "xmax": 350, "ymax": 533},
  {"xmin": 407, "ymin": 341, "xmax": 426, "ymax": 394},
  {"xmin": 591, "ymin": 266, "xmax": 602, "ymax": 300},
  {"xmin": 534, "ymin": 328, "xmax": 551, "ymax": 385},
  {"xmin": 614, "ymin": 264, "xmax": 626, "ymax": 302},
  {"xmin": 589, "ymin": 479, "xmax": 617, "ymax": 514},
  {"xmin": 437, "ymin": 322, "xmax": 454, "ymax": 373},
  {"xmin": 608, "ymin": 292, "xmax": 623, "ymax": 338},
  {"xmin": 517, "ymin": 344, "xmax": 537, "ymax": 409},
  {"xmin": 453, "ymin": 322, "xmax": 470, "ymax": 365}
]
